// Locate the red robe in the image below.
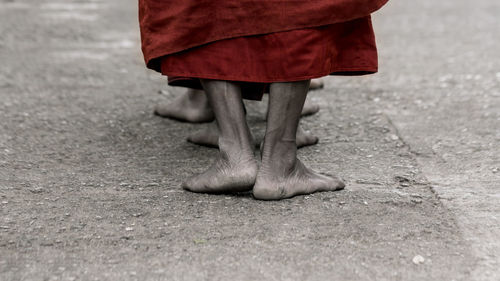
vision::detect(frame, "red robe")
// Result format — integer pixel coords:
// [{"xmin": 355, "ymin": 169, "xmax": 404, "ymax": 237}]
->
[{"xmin": 139, "ymin": 0, "xmax": 388, "ymax": 71}]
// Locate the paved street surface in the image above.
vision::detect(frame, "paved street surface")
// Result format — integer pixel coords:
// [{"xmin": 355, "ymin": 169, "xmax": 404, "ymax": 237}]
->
[{"xmin": 0, "ymin": 0, "xmax": 498, "ymax": 280}]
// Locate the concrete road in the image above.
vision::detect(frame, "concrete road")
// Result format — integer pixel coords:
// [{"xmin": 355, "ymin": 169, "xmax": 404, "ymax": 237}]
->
[{"xmin": 0, "ymin": 0, "xmax": 498, "ymax": 280}]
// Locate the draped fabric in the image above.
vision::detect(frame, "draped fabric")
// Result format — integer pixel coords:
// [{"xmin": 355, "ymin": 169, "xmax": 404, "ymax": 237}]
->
[
  {"xmin": 161, "ymin": 17, "xmax": 378, "ymax": 82},
  {"xmin": 160, "ymin": 17, "xmax": 378, "ymax": 100},
  {"xmin": 139, "ymin": 0, "xmax": 389, "ymax": 71}
]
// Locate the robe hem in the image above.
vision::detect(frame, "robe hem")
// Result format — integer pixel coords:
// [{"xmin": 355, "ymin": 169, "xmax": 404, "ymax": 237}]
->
[{"xmin": 161, "ymin": 67, "xmax": 378, "ymax": 84}]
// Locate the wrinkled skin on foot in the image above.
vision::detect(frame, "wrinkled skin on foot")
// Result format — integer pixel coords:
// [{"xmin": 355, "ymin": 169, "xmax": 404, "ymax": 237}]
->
[
  {"xmin": 253, "ymin": 158, "xmax": 345, "ymax": 200},
  {"xmin": 182, "ymin": 140, "xmax": 258, "ymax": 193},
  {"xmin": 154, "ymin": 89, "xmax": 215, "ymax": 123},
  {"xmin": 188, "ymin": 123, "xmax": 318, "ymax": 149},
  {"xmin": 180, "ymin": 79, "xmax": 332, "ymax": 198},
  {"xmin": 182, "ymin": 148, "xmax": 258, "ymax": 193}
]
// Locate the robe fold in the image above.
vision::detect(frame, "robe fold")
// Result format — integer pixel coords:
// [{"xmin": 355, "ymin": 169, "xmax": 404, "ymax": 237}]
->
[{"xmin": 139, "ymin": 0, "xmax": 389, "ymax": 71}]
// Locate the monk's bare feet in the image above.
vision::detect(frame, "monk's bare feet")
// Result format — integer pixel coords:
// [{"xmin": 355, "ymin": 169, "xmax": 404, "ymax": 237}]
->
[
  {"xmin": 301, "ymin": 99, "xmax": 320, "ymax": 116},
  {"xmin": 309, "ymin": 78, "xmax": 324, "ymax": 90},
  {"xmin": 296, "ymin": 126, "xmax": 319, "ymax": 148},
  {"xmin": 187, "ymin": 122, "xmax": 219, "ymax": 148},
  {"xmin": 154, "ymin": 89, "xmax": 215, "ymax": 123},
  {"xmin": 182, "ymin": 140, "xmax": 258, "ymax": 193},
  {"xmin": 253, "ymin": 141, "xmax": 344, "ymax": 200}
]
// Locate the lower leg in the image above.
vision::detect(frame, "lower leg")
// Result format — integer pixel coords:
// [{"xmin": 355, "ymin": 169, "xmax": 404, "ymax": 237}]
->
[
  {"xmin": 301, "ymin": 78, "xmax": 322, "ymax": 115},
  {"xmin": 182, "ymin": 80, "xmax": 257, "ymax": 193},
  {"xmin": 254, "ymin": 80, "xmax": 344, "ymax": 200},
  {"xmin": 188, "ymin": 93, "xmax": 319, "ymax": 148},
  {"xmin": 187, "ymin": 120, "xmax": 317, "ymax": 149},
  {"xmin": 154, "ymin": 78, "xmax": 321, "ymax": 123}
]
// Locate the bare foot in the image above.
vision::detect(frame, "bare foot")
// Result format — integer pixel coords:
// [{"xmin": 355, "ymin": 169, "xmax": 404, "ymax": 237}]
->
[
  {"xmin": 182, "ymin": 141, "xmax": 258, "ymax": 193},
  {"xmin": 187, "ymin": 122, "xmax": 219, "ymax": 148},
  {"xmin": 309, "ymin": 78, "xmax": 324, "ymax": 90},
  {"xmin": 154, "ymin": 89, "xmax": 215, "ymax": 123},
  {"xmin": 254, "ymin": 159, "xmax": 344, "ymax": 200},
  {"xmin": 253, "ymin": 142, "xmax": 344, "ymax": 200},
  {"xmin": 296, "ymin": 126, "xmax": 319, "ymax": 148},
  {"xmin": 301, "ymin": 99, "xmax": 320, "ymax": 116}
]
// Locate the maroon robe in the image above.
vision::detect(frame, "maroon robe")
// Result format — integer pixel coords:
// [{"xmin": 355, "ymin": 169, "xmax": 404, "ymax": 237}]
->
[{"xmin": 139, "ymin": 0, "xmax": 389, "ymax": 71}]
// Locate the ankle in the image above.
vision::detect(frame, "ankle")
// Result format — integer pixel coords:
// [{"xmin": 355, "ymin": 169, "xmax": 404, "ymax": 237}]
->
[
  {"xmin": 261, "ymin": 139, "xmax": 297, "ymax": 170},
  {"xmin": 218, "ymin": 137, "xmax": 254, "ymax": 160}
]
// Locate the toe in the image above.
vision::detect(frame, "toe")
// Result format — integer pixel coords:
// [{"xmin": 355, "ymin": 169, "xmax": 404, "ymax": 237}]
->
[
  {"xmin": 153, "ymin": 104, "xmax": 171, "ymax": 117},
  {"xmin": 327, "ymin": 175, "xmax": 345, "ymax": 190},
  {"xmin": 301, "ymin": 104, "xmax": 320, "ymax": 116},
  {"xmin": 181, "ymin": 181, "xmax": 192, "ymax": 192},
  {"xmin": 316, "ymin": 173, "xmax": 345, "ymax": 191},
  {"xmin": 181, "ymin": 179, "xmax": 195, "ymax": 192},
  {"xmin": 332, "ymin": 177, "xmax": 345, "ymax": 190},
  {"xmin": 181, "ymin": 175, "xmax": 206, "ymax": 193},
  {"xmin": 187, "ymin": 134, "xmax": 219, "ymax": 148}
]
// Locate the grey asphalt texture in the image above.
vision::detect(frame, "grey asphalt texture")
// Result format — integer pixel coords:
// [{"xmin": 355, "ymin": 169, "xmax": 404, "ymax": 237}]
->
[{"xmin": 0, "ymin": 0, "xmax": 499, "ymax": 280}]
